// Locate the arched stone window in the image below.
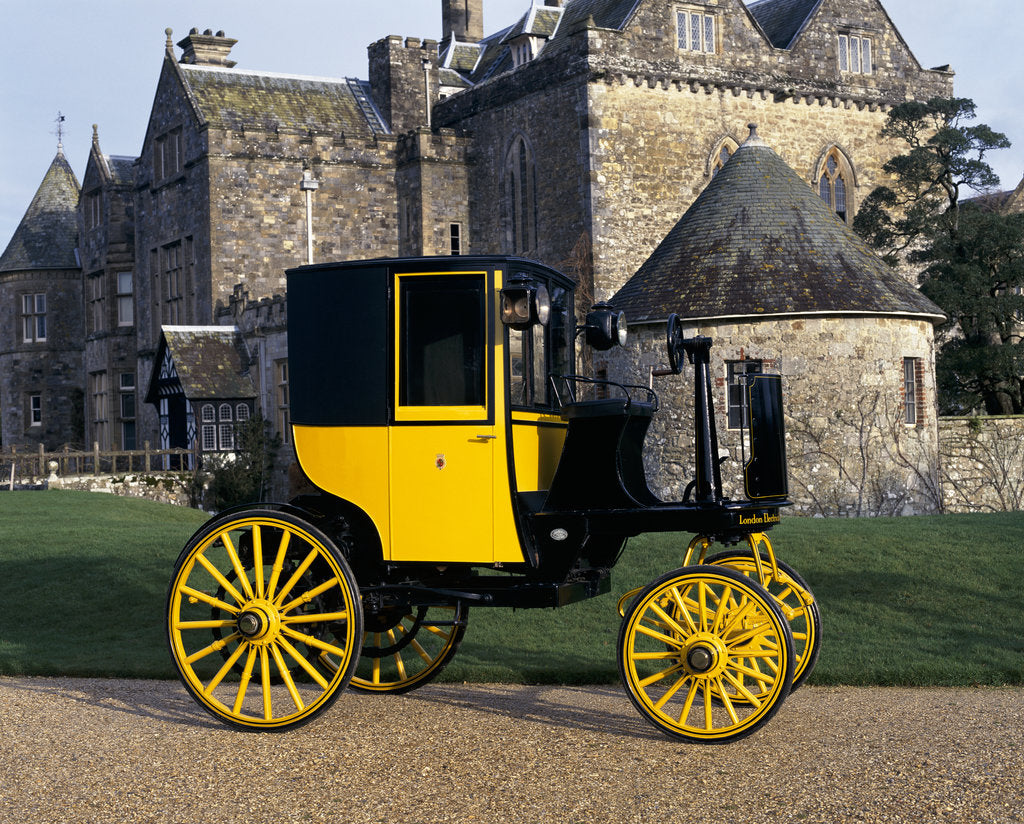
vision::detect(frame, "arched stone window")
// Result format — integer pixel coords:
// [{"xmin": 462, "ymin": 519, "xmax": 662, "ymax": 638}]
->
[
  {"xmin": 503, "ymin": 135, "xmax": 537, "ymax": 255},
  {"xmin": 709, "ymin": 137, "xmax": 738, "ymax": 177},
  {"xmin": 815, "ymin": 146, "xmax": 855, "ymax": 222}
]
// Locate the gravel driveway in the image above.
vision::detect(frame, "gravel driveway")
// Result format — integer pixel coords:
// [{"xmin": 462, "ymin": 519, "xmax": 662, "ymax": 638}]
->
[{"xmin": 1, "ymin": 677, "xmax": 1021, "ymax": 823}]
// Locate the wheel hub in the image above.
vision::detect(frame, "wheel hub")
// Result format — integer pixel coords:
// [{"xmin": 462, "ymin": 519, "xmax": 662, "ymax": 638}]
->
[
  {"xmin": 235, "ymin": 601, "xmax": 281, "ymax": 645},
  {"xmin": 682, "ymin": 633, "xmax": 727, "ymax": 678},
  {"xmin": 686, "ymin": 645, "xmax": 716, "ymax": 673}
]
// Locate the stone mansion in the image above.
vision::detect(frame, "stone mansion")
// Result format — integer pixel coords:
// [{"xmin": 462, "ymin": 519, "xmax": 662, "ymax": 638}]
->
[{"xmin": 1, "ymin": 0, "xmax": 964, "ymax": 510}]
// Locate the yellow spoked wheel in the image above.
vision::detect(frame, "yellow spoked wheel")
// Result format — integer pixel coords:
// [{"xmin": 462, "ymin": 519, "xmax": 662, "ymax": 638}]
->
[
  {"xmin": 618, "ymin": 565, "xmax": 794, "ymax": 743},
  {"xmin": 706, "ymin": 549, "xmax": 821, "ymax": 692},
  {"xmin": 346, "ymin": 602, "xmax": 468, "ymax": 693},
  {"xmin": 167, "ymin": 509, "xmax": 362, "ymax": 730}
]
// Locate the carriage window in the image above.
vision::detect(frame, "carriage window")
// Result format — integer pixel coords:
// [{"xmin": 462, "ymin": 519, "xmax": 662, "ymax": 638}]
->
[
  {"xmin": 727, "ymin": 360, "xmax": 763, "ymax": 429},
  {"xmin": 400, "ymin": 275, "xmax": 486, "ymax": 407},
  {"xmin": 508, "ymin": 279, "xmax": 572, "ymax": 409}
]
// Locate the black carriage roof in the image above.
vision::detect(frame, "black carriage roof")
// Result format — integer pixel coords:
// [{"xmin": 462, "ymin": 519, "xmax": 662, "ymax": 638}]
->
[{"xmin": 287, "ymin": 254, "xmax": 573, "ymax": 281}]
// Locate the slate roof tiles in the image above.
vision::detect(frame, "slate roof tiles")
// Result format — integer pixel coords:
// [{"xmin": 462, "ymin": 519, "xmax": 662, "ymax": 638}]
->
[
  {"xmin": 179, "ymin": 64, "xmax": 388, "ymax": 137},
  {"xmin": 610, "ymin": 127, "xmax": 946, "ymax": 324},
  {"xmin": 0, "ymin": 150, "xmax": 81, "ymax": 273}
]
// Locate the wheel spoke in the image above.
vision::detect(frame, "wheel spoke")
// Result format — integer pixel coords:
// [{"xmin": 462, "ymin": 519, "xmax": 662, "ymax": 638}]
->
[
  {"xmin": 233, "ymin": 645, "xmax": 258, "ymax": 716},
  {"xmin": 653, "ymin": 672, "xmax": 690, "ymax": 710},
  {"xmin": 185, "ymin": 632, "xmax": 241, "ymax": 665},
  {"xmin": 280, "ymin": 626, "xmax": 351, "ymax": 658},
  {"xmin": 195, "ymin": 554, "xmax": 247, "ymax": 607},
  {"xmin": 178, "ymin": 584, "xmax": 240, "ymax": 615},
  {"xmin": 252, "ymin": 525, "xmax": 265, "ymax": 599},
  {"xmin": 279, "ymin": 576, "xmax": 340, "ymax": 615},
  {"xmin": 276, "ymin": 634, "xmax": 331, "ymax": 689},
  {"xmin": 205, "ymin": 640, "xmax": 249, "ymax": 696},
  {"xmin": 222, "ymin": 532, "xmax": 255, "ymax": 601},
  {"xmin": 282, "ymin": 609, "xmax": 350, "ymax": 625},
  {"xmin": 269, "ymin": 642, "xmax": 305, "ymax": 713},
  {"xmin": 638, "ymin": 662, "xmax": 685, "ymax": 689},
  {"xmin": 265, "ymin": 528, "xmax": 292, "ymax": 602},
  {"xmin": 175, "ymin": 619, "xmax": 237, "ymax": 630},
  {"xmin": 259, "ymin": 647, "xmax": 273, "ymax": 720},
  {"xmin": 274, "ymin": 548, "xmax": 320, "ymax": 607}
]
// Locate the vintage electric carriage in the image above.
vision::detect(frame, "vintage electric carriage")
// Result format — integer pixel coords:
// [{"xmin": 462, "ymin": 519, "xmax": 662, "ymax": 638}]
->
[{"xmin": 166, "ymin": 255, "xmax": 820, "ymax": 743}]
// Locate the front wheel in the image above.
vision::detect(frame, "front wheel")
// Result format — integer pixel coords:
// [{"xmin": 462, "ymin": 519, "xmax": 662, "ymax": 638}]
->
[
  {"xmin": 167, "ymin": 509, "xmax": 363, "ymax": 730},
  {"xmin": 618, "ymin": 565, "xmax": 794, "ymax": 743}
]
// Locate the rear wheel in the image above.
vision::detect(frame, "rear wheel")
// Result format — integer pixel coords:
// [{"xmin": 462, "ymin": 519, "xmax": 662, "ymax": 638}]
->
[
  {"xmin": 346, "ymin": 602, "xmax": 467, "ymax": 693},
  {"xmin": 706, "ymin": 550, "xmax": 821, "ymax": 691},
  {"xmin": 167, "ymin": 509, "xmax": 362, "ymax": 730},
  {"xmin": 618, "ymin": 565, "xmax": 794, "ymax": 743}
]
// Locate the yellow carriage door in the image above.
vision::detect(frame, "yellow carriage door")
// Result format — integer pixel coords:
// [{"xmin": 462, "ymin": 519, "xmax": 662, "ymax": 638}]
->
[{"xmin": 390, "ymin": 272, "xmax": 496, "ymax": 563}]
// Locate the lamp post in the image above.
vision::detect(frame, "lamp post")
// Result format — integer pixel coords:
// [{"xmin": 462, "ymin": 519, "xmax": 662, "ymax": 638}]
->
[{"xmin": 300, "ymin": 169, "xmax": 319, "ymax": 264}]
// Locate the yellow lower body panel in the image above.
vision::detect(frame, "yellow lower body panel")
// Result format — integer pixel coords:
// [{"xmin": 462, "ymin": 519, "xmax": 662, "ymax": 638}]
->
[{"xmin": 292, "ymin": 425, "xmax": 391, "ymax": 556}]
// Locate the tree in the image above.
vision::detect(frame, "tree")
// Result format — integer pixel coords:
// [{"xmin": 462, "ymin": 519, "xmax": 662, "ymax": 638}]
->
[
  {"xmin": 201, "ymin": 416, "xmax": 280, "ymax": 512},
  {"xmin": 854, "ymin": 98, "xmax": 1024, "ymax": 414}
]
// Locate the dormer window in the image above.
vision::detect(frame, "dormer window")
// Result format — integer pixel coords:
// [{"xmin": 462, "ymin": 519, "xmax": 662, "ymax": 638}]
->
[
  {"xmin": 838, "ymin": 33, "xmax": 872, "ymax": 74},
  {"xmin": 511, "ymin": 38, "xmax": 535, "ymax": 68},
  {"xmin": 677, "ymin": 8, "xmax": 716, "ymax": 54}
]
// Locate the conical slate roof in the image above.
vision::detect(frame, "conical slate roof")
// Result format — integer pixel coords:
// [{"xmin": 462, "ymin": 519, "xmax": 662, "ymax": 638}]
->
[
  {"xmin": 0, "ymin": 150, "xmax": 81, "ymax": 272},
  {"xmin": 611, "ymin": 126, "xmax": 946, "ymax": 324}
]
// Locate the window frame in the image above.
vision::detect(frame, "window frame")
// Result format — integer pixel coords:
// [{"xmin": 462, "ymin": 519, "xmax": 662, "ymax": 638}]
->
[
  {"xmin": 116, "ymin": 271, "xmax": 134, "ymax": 327},
  {"xmin": 506, "ymin": 274, "xmax": 573, "ymax": 411},
  {"xmin": 838, "ymin": 33, "xmax": 872, "ymax": 75},
  {"xmin": 276, "ymin": 359, "xmax": 291, "ymax": 444},
  {"xmin": 816, "ymin": 147, "xmax": 854, "ymax": 223},
  {"xmin": 903, "ymin": 357, "xmax": 924, "ymax": 426},
  {"xmin": 29, "ymin": 394, "xmax": 42, "ymax": 427},
  {"xmin": 21, "ymin": 293, "xmax": 47, "ymax": 343},
  {"xmin": 394, "ymin": 271, "xmax": 491, "ymax": 423},
  {"xmin": 677, "ymin": 7, "xmax": 717, "ymax": 54}
]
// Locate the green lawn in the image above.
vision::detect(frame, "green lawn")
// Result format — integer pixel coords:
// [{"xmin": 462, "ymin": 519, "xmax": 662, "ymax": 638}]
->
[{"xmin": 1, "ymin": 491, "xmax": 1022, "ymax": 686}]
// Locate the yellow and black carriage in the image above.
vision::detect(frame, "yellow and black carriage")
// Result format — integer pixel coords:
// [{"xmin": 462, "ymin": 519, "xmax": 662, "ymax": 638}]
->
[{"xmin": 166, "ymin": 255, "xmax": 820, "ymax": 742}]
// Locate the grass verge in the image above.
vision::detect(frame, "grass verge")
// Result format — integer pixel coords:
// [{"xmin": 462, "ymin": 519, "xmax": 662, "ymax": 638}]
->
[{"xmin": 1, "ymin": 491, "xmax": 1021, "ymax": 686}]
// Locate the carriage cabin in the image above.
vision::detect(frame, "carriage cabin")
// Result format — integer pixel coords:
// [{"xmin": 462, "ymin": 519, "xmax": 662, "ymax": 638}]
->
[{"xmin": 287, "ymin": 256, "xmax": 579, "ymax": 567}]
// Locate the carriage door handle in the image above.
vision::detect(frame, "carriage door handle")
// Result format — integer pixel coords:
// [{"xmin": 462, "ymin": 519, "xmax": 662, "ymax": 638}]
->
[{"xmin": 474, "ymin": 434, "xmax": 497, "ymax": 440}]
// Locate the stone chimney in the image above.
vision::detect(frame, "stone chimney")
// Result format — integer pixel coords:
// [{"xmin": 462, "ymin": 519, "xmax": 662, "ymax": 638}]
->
[
  {"xmin": 442, "ymin": 0, "xmax": 483, "ymax": 43},
  {"xmin": 177, "ymin": 28, "xmax": 238, "ymax": 67}
]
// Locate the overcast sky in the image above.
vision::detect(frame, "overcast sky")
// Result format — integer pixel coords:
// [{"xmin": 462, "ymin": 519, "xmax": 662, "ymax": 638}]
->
[{"xmin": 2, "ymin": 0, "xmax": 1022, "ymax": 249}]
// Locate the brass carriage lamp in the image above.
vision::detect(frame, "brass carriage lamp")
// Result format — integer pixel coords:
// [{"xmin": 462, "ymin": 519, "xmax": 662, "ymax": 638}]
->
[
  {"xmin": 584, "ymin": 302, "xmax": 627, "ymax": 350},
  {"xmin": 500, "ymin": 273, "xmax": 551, "ymax": 329}
]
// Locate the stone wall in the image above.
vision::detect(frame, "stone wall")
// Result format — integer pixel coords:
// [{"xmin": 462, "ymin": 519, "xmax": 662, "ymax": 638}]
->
[
  {"xmin": 938, "ymin": 416, "xmax": 1024, "ymax": 513},
  {"xmin": 603, "ymin": 314, "xmax": 942, "ymax": 515},
  {"xmin": 0, "ymin": 268, "xmax": 85, "ymax": 449},
  {"xmin": 47, "ymin": 472, "xmax": 195, "ymax": 508}
]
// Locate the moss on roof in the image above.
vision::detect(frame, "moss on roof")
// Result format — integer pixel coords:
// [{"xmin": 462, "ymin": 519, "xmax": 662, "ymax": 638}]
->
[
  {"xmin": 0, "ymin": 151, "xmax": 81, "ymax": 272},
  {"xmin": 155, "ymin": 327, "xmax": 256, "ymax": 401},
  {"xmin": 610, "ymin": 128, "xmax": 946, "ymax": 324},
  {"xmin": 180, "ymin": 65, "xmax": 386, "ymax": 136}
]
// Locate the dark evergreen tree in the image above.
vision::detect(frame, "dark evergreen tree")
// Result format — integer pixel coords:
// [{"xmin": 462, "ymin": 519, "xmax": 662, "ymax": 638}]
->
[{"xmin": 855, "ymin": 98, "xmax": 1024, "ymax": 414}]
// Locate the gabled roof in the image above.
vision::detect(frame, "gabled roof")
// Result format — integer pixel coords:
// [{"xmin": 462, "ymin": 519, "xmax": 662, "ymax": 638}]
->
[
  {"xmin": 461, "ymin": 0, "xmax": 639, "ymax": 84},
  {"xmin": 107, "ymin": 156, "xmax": 136, "ymax": 187},
  {"xmin": 0, "ymin": 150, "xmax": 81, "ymax": 273},
  {"xmin": 746, "ymin": 0, "xmax": 821, "ymax": 49},
  {"xmin": 610, "ymin": 126, "xmax": 946, "ymax": 324},
  {"xmin": 146, "ymin": 326, "xmax": 256, "ymax": 404},
  {"xmin": 177, "ymin": 63, "xmax": 389, "ymax": 136}
]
